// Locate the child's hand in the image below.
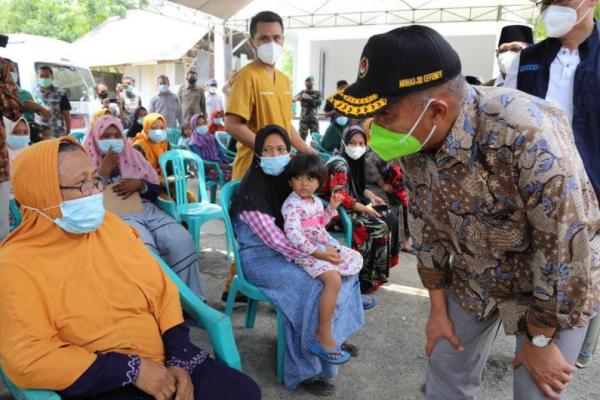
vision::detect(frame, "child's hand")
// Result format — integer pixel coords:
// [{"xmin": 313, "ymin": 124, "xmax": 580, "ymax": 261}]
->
[
  {"xmin": 313, "ymin": 249, "xmax": 341, "ymax": 265},
  {"xmin": 329, "ymin": 192, "xmax": 344, "ymax": 209}
]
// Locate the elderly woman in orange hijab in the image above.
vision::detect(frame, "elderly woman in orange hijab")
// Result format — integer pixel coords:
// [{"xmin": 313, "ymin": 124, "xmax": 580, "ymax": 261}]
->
[{"xmin": 0, "ymin": 137, "xmax": 261, "ymax": 399}]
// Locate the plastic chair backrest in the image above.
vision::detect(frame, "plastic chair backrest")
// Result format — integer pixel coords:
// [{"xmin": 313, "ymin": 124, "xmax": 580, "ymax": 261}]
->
[
  {"xmin": 159, "ymin": 149, "xmax": 209, "ymax": 206},
  {"xmin": 69, "ymin": 131, "xmax": 85, "ymax": 143},
  {"xmin": 9, "ymin": 199, "xmax": 22, "ymax": 231},
  {"xmin": 215, "ymin": 130, "xmax": 230, "ymax": 146},
  {"xmin": 167, "ymin": 128, "xmax": 182, "ymax": 147},
  {"xmin": 311, "ymin": 131, "xmax": 322, "ymax": 144},
  {"xmin": 219, "ymin": 181, "xmax": 249, "ymax": 284}
]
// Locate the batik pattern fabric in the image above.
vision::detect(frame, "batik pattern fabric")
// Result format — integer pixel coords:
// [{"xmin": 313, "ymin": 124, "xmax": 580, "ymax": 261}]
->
[
  {"xmin": 321, "ymin": 157, "xmax": 398, "ymax": 292},
  {"xmin": 282, "ymin": 191, "xmax": 363, "ymax": 279},
  {"xmin": 402, "ymin": 85, "xmax": 600, "ymax": 335},
  {"xmin": 33, "ymin": 85, "xmax": 69, "ymax": 136},
  {"xmin": 0, "ymin": 57, "xmax": 22, "ymax": 183}
]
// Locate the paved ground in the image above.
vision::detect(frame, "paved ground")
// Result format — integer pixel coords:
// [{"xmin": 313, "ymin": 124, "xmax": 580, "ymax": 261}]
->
[{"xmin": 2, "ymin": 219, "xmax": 600, "ymax": 399}]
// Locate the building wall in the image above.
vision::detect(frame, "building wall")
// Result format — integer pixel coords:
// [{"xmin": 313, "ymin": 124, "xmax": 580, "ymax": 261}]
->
[{"xmin": 309, "ymin": 34, "xmax": 496, "ymax": 105}]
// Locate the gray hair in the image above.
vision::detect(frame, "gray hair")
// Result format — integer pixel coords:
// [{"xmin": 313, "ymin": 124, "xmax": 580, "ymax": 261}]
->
[{"xmin": 409, "ymin": 74, "xmax": 467, "ymax": 107}]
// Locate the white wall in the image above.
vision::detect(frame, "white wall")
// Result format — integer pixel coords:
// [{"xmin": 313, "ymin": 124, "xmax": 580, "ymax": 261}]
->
[{"xmin": 309, "ymin": 34, "xmax": 496, "ymax": 105}]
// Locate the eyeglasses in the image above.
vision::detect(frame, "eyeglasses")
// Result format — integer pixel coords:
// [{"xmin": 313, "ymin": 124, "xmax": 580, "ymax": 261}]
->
[{"xmin": 60, "ymin": 176, "xmax": 105, "ymax": 196}]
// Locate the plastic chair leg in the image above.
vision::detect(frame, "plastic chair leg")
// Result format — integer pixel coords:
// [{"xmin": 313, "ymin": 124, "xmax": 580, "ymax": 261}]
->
[
  {"xmin": 276, "ymin": 309, "xmax": 286, "ymax": 382},
  {"xmin": 245, "ymin": 299, "xmax": 258, "ymax": 329},
  {"xmin": 210, "ymin": 186, "xmax": 217, "ymax": 204},
  {"xmin": 225, "ymin": 277, "xmax": 240, "ymax": 316}
]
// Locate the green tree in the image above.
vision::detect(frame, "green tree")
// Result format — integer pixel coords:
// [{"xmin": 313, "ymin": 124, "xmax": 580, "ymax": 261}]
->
[{"xmin": 0, "ymin": 0, "xmax": 148, "ymax": 43}]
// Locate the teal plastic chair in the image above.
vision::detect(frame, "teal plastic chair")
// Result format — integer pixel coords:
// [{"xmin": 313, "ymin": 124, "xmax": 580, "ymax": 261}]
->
[
  {"xmin": 8, "ymin": 199, "xmax": 22, "ymax": 232},
  {"xmin": 214, "ymin": 131, "xmax": 236, "ymax": 162},
  {"xmin": 148, "ymin": 250, "xmax": 241, "ymax": 370},
  {"xmin": 320, "ymin": 198, "xmax": 353, "ymax": 246},
  {"xmin": 311, "ymin": 131, "xmax": 329, "ymax": 153},
  {"xmin": 318, "ymin": 152, "xmax": 331, "ymax": 162},
  {"xmin": 68, "ymin": 130, "xmax": 85, "ymax": 143},
  {"xmin": 0, "ymin": 251, "xmax": 241, "ymax": 399},
  {"xmin": 167, "ymin": 128, "xmax": 182, "ymax": 147},
  {"xmin": 220, "ymin": 181, "xmax": 286, "ymax": 382},
  {"xmin": 203, "ymin": 159, "xmax": 226, "ymax": 204},
  {"xmin": 159, "ymin": 149, "xmax": 228, "ymax": 255}
]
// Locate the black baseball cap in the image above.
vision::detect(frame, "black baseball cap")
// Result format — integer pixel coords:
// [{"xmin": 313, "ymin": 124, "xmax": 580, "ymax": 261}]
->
[
  {"xmin": 498, "ymin": 25, "xmax": 534, "ymax": 47},
  {"xmin": 330, "ymin": 25, "xmax": 461, "ymax": 118}
]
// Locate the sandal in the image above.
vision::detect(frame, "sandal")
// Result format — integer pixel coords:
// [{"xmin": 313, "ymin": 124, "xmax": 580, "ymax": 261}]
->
[
  {"xmin": 300, "ymin": 378, "xmax": 336, "ymax": 397},
  {"xmin": 361, "ymin": 294, "xmax": 377, "ymax": 310},
  {"xmin": 310, "ymin": 341, "xmax": 350, "ymax": 364},
  {"xmin": 341, "ymin": 342, "xmax": 359, "ymax": 357}
]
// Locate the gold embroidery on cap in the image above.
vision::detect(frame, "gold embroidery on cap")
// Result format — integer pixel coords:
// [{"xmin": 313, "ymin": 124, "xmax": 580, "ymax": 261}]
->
[
  {"xmin": 341, "ymin": 93, "xmax": 378, "ymax": 105},
  {"xmin": 331, "ymin": 97, "xmax": 387, "ymax": 116},
  {"xmin": 399, "ymin": 70, "xmax": 444, "ymax": 88}
]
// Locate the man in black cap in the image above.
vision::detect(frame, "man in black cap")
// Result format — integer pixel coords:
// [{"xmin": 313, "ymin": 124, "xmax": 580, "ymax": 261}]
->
[
  {"xmin": 330, "ymin": 25, "xmax": 600, "ymax": 399},
  {"xmin": 483, "ymin": 24, "xmax": 534, "ymax": 86}
]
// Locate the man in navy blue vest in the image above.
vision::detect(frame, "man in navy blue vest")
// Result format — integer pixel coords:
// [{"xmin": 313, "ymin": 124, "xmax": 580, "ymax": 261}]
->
[{"xmin": 505, "ymin": 0, "xmax": 600, "ymax": 369}]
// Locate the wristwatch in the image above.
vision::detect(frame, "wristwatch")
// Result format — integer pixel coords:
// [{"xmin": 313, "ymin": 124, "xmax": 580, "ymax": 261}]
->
[{"xmin": 526, "ymin": 330, "xmax": 554, "ymax": 348}]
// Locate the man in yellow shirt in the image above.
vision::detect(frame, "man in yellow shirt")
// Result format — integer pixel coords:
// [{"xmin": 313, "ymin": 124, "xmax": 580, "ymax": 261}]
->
[
  {"xmin": 225, "ymin": 10, "xmax": 312, "ymax": 180},
  {"xmin": 223, "ymin": 11, "xmax": 313, "ymax": 302}
]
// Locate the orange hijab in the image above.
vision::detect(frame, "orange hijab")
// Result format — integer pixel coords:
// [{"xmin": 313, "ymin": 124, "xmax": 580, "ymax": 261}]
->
[
  {"xmin": 132, "ymin": 112, "xmax": 169, "ymax": 176},
  {"xmin": 0, "ymin": 137, "xmax": 182, "ymax": 390}
]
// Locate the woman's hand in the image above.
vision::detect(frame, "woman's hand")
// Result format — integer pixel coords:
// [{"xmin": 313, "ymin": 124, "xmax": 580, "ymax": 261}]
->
[
  {"xmin": 329, "ymin": 192, "xmax": 344, "ymax": 209},
  {"xmin": 365, "ymin": 189, "xmax": 386, "ymax": 206},
  {"xmin": 167, "ymin": 366, "xmax": 194, "ymax": 400},
  {"xmin": 381, "ymin": 183, "xmax": 394, "ymax": 194},
  {"xmin": 113, "ymin": 178, "xmax": 143, "ymax": 199},
  {"xmin": 354, "ymin": 203, "xmax": 381, "ymax": 218},
  {"xmin": 99, "ymin": 149, "xmax": 120, "ymax": 178},
  {"xmin": 134, "ymin": 358, "xmax": 177, "ymax": 400}
]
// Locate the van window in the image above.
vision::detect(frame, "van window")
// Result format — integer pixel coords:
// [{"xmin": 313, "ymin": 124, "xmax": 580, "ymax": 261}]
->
[{"xmin": 34, "ymin": 62, "xmax": 96, "ymax": 102}]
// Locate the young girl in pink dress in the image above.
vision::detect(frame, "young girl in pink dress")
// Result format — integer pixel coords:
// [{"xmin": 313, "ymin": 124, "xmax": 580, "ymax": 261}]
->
[{"xmin": 282, "ymin": 153, "xmax": 362, "ymax": 364}]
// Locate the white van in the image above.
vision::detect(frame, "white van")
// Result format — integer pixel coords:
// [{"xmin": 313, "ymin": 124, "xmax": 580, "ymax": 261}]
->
[{"xmin": 0, "ymin": 34, "xmax": 98, "ymax": 133}]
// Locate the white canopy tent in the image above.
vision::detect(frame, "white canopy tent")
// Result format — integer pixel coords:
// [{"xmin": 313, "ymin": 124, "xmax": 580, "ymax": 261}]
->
[{"xmin": 166, "ymin": 0, "xmax": 539, "ymax": 100}]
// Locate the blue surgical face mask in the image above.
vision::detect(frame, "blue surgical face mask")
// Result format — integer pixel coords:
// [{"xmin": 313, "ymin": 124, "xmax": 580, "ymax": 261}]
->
[
  {"xmin": 180, "ymin": 137, "xmax": 191, "ymax": 146},
  {"xmin": 149, "ymin": 129, "xmax": 167, "ymax": 143},
  {"xmin": 335, "ymin": 116, "xmax": 349, "ymax": 126},
  {"xmin": 259, "ymin": 153, "xmax": 291, "ymax": 176},
  {"xmin": 10, "ymin": 72, "xmax": 18, "ymax": 84},
  {"xmin": 23, "ymin": 193, "xmax": 106, "ymax": 234},
  {"xmin": 7, "ymin": 134, "xmax": 29, "ymax": 149},
  {"xmin": 137, "ymin": 117, "xmax": 145, "ymax": 125},
  {"xmin": 159, "ymin": 84, "xmax": 169, "ymax": 93},
  {"xmin": 213, "ymin": 118, "xmax": 224, "ymax": 125},
  {"xmin": 196, "ymin": 125, "xmax": 208, "ymax": 135},
  {"xmin": 98, "ymin": 139, "xmax": 125, "ymax": 154},
  {"xmin": 38, "ymin": 78, "xmax": 53, "ymax": 88}
]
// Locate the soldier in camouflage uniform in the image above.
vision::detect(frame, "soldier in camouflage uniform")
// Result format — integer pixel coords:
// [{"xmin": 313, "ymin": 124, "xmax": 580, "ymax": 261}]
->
[{"xmin": 294, "ymin": 76, "xmax": 322, "ymax": 140}]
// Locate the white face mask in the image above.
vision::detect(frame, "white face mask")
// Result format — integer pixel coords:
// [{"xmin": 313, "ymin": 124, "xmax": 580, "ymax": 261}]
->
[
  {"xmin": 345, "ymin": 145, "xmax": 367, "ymax": 160},
  {"xmin": 497, "ymin": 50, "xmax": 518, "ymax": 75},
  {"xmin": 541, "ymin": 0, "xmax": 590, "ymax": 38},
  {"xmin": 256, "ymin": 42, "xmax": 283, "ymax": 65}
]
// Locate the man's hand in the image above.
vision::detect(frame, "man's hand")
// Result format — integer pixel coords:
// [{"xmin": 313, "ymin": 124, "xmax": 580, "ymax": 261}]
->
[
  {"xmin": 329, "ymin": 192, "xmax": 344, "ymax": 209},
  {"xmin": 113, "ymin": 178, "xmax": 143, "ymax": 199},
  {"xmin": 167, "ymin": 366, "xmax": 194, "ymax": 400},
  {"xmin": 134, "ymin": 358, "xmax": 177, "ymax": 400},
  {"xmin": 513, "ymin": 340, "xmax": 575, "ymax": 399},
  {"xmin": 425, "ymin": 308, "xmax": 464, "ymax": 357},
  {"xmin": 99, "ymin": 149, "xmax": 120, "ymax": 178}
]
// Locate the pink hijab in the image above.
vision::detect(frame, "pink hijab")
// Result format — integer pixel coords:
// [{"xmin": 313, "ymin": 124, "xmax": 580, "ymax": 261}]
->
[{"xmin": 84, "ymin": 115, "xmax": 160, "ymax": 185}]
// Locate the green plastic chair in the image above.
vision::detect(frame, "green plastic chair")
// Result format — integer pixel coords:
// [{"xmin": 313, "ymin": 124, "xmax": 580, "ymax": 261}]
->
[
  {"xmin": 214, "ymin": 131, "xmax": 236, "ymax": 162},
  {"xmin": 68, "ymin": 130, "xmax": 85, "ymax": 143},
  {"xmin": 148, "ymin": 249, "xmax": 241, "ymax": 370},
  {"xmin": 320, "ymin": 198, "xmax": 354, "ymax": 246},
  {"xmin": 167, "ymin": 128, "xmax": 182, "ymax": 148},
  {"xmin": 220, "ymin": 180, "xmax": 286, "ymax": 382},
  {"xmin": 159, "ymin": 149, "xmax": 229, "ymax": 255},
  {"xmin": 8, "ymin": 199, "xmax": 22, "ymax": 232},
  {"xmin": 318, "ymin": 152, "xmax": 331, "ymax": 162},
  {"xmin": 311, "ymin": 131, "xmax": 329, "ymax": 153},
  {"xmin": 0, "ymin": 251, "xmax": 241, "ymax": 399}
]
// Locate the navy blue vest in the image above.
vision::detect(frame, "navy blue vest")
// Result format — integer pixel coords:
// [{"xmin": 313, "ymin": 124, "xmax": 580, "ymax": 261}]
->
[{"xmin": 517, "ymin": 23, "xmax": 600, "ymax": 201}]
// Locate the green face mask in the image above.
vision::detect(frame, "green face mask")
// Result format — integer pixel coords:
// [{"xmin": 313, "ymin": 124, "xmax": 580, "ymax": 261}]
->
[{"xmin": 370, "ymin": 98, "xmax": 437, "ymax": 161}]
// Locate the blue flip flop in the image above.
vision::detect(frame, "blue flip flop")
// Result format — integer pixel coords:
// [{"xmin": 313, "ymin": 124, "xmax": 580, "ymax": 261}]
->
[
  {"xmin": 361, "ymin": 294, "xmax": 377, "ymax": 310},
  {"xmin": 310, "ymin": 341, "xmax": 351, "ymax": 364}
]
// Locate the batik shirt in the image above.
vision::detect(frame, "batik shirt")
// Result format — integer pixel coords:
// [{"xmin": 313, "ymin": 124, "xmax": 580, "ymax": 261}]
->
[
  {"xmin": 34, "ymin": 85, "xmax": 71, "ymax": 136},
  {"xmin": 402, "ymin": 85, "xmax": 600, "ymax": 335}
]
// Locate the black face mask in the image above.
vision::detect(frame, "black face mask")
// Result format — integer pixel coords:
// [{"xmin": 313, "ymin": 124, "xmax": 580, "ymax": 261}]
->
[
  {"xmin": 306, "ymin": 83, "xmax": 313, "ymax": 90},
  {"xmin": 188, "ymin": 79, "xmax": 197, "ymax": 86},
  {"xmin": 98, "ymin": 91, "xmax": 108, "ymax": 99}
]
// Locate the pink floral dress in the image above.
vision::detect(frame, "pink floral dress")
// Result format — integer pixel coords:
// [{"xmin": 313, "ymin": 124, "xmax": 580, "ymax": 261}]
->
[{"xmin": 282, "ymin": 192, "xmax": 363, "ymax": 279}]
